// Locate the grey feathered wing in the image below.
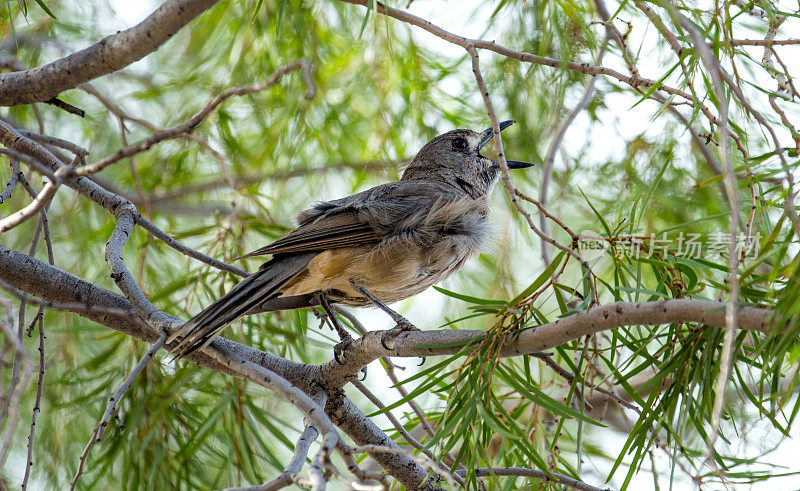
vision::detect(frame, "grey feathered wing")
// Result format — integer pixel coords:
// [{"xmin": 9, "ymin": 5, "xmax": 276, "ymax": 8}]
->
[
  {"xmin": 167, "ymin": 211, "xmax": 382, "ymax": 358},
  {"xmin": 168, "ymin": 181, "xmax": 447, "ymax": 358}
]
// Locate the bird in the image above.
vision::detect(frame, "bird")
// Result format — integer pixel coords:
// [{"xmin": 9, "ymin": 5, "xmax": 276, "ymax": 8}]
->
[{"xmin": 167, "ymin": 120, "xmax": 534, "ymax": 359}]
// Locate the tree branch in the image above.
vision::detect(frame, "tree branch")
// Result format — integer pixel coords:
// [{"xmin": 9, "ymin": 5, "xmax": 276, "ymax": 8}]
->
[
  {"xmin": 337, "ymin": 0, "xmax": 697, "ymax": 105},
  {"xmin": 0, "ymin": 246, "xmax": 434, "ymax": 488},
  {"xmin": 222, "ymin": 425, "xmax": 319, "ymax": 491},
  {"xmin": 0, "ymin": 158, "xmax": 21, "ymax": 204},
  {"xmin": 732, "ymin": 39, "xmax": 800, "ymax": 46},
  {"xmin": 1, "ymin": 242, "xmax": 774, "ymax": 390},
  {"xmin": 318, "ymin": 299, "xmax": 773, "ymax": 387},
  {"xmin": 457, "ymin": 467, "xmax": 611, "ymax": 491},
  {"xmin": 0, "ymin": 0, "xmax": 221, "ymax": 106},
  {"xmin": 0, "ymin": 165, "xmax": 72, "ymax": 233},
  {"xmin": 79, "ymin": 59, "xmax": 315, "ymax": 176},
  {"xmin": 0, "ymin": 119, "xmax": 249, "ymax": 277},
  {"xmin": 70, "ymin": 335, "xmax": 167, "ymax": 490},
  {"xmin": 326, "ymin": 393, "xmax": 439, "ymax": 490},
  {"xmin": 104, "ymin": 205, "xmax": 177, "ymax": 332}
]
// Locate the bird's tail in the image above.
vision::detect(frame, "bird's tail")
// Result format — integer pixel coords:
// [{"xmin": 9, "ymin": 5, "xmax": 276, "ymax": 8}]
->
[{"xmin": 167, "ymin": 253, "xmax": 315, "ymax": 359}]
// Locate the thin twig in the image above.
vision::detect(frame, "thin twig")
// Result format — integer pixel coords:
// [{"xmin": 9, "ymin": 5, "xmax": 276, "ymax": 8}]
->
[
  {"xmin": 21, "ymin": 190, "xmax": 54, "ymax": 490},
  {"xmin": 79, "ymin": 60, "xmax": 315, "ymax": 176},
  {"xmin": 333, "ymin": 439, "xmax": 389, "ymax": 487},
  {"xmin": 17, "ymin": 129, "xmax": 88, "ymax": 158},
  {"xmin": 70, "ymin": 335, "xmax": 167, "ymax": 490},
  {"xmin": 352, "ymin": 379, "xmax": 464, "ymax": 485},
  {"xmin": 536, "ymin": 352, "xmax": 641, "ymax": 414},
  {"xmin": 466, "ymin": 44, "xmax": 599, "ymax": 306},
  {"xmin": 347, "ymin": 444, "xmax": 459, "ymax": 488},
  {"xmin": 516, "ymin": 189, "xmax": 578, "ymax": 239},
  {"xmin": 732, "ymin": 38, "xmax": 800, "ymax": 46},
  {"xmin": 21, "ymin": 308, "xmax": 44, "ymax": 490},
  {"xmin": 220, "ymin": 392, "xmax": 332, "ymax": 491},
  {"xmin": 136, "ymin": 214, "xmax": 249, "ymax": 277},
  {"xmin": 0, "ymin": 298, "xmax": 33, "ymax": 466},
  {"xmin": 79, "ymin": 82, "xmax": 160, "ymax": 132},
  {"xmin": 221, "ymin": 430, "xmax": 319, "ymax": 491},
  {"xmin": 0, "ymin": 158, "xmax": 21, "ymax": 204},
  {"xmin": 0, "ymin": 181, "xmax": 49, "ymax": 470},
  {"xmin": 456, "ymin": 467, "xmax": 610, "ymax": 491},
  {"xmin": 0, "ymin": 165, "xmax": 73, "ymax": 233}
]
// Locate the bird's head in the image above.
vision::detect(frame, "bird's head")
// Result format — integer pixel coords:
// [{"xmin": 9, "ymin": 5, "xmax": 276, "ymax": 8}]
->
[{"xmin": 401, "ymin": 120, "xmax": 534, "ymax": 197}]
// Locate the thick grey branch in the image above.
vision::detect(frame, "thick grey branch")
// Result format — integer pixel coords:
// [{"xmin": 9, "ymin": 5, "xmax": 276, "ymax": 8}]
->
[
  {"xmin": 0, "ymin": 246, "xmax": 432, "ymax": 488},
  {"xmin": 0, "ymin": 242, "xmax": 775, "ymax": 384},
  {"xmin": 0, "ymin": 0, "xmax": 221, "ymax": 106},
  {"xmin": 0, "ymin": 245, "xmax": 245, "ymax": 374},
  {"xmin": 319, "ymin": 299, "xmax": 773, "ymax": 386},
  {"xmin": 0, "ymin": 244, "xmax": 774, "ymax": 376}
]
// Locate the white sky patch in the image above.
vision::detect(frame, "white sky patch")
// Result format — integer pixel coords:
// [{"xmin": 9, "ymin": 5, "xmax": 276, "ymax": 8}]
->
[{"xmin": 108, "ymin": 0, "xmax": 155, "ymax": 28}]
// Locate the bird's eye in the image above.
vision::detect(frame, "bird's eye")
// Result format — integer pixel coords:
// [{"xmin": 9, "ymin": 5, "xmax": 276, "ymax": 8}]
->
[{"xmin": 452, "ymin": 137, "xmax": 468, "ymax": 150}]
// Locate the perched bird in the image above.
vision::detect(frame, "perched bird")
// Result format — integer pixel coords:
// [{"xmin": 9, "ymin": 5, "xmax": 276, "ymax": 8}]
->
[{"xmin": 168, "ymin": 120, "xmax": 533, "ymax": 359}]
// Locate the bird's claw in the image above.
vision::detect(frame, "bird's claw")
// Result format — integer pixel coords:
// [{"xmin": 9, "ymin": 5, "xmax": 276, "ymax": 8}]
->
[
  {"xmin": 333, "ymin": 337, "xmax": 353, "ymax": 365},
  {"xmin": 380, "ymin": 319, "xmax": 419, "ymax": 350}
]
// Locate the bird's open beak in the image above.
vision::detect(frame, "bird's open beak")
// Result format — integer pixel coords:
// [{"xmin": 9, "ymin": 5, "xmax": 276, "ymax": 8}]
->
[{"xmin": 478, "ymin": 120, "xmax": 535, "ymax": 169}]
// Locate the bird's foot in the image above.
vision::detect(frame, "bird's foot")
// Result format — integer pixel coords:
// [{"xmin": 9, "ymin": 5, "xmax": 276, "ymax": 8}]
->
[
  {"xmin": 381, "ymin": 319, "xmax": 419, "ymax": 351},
  {"xmin": 333, "ymin": 336, "xmax": 353, "ymax": 365}
]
